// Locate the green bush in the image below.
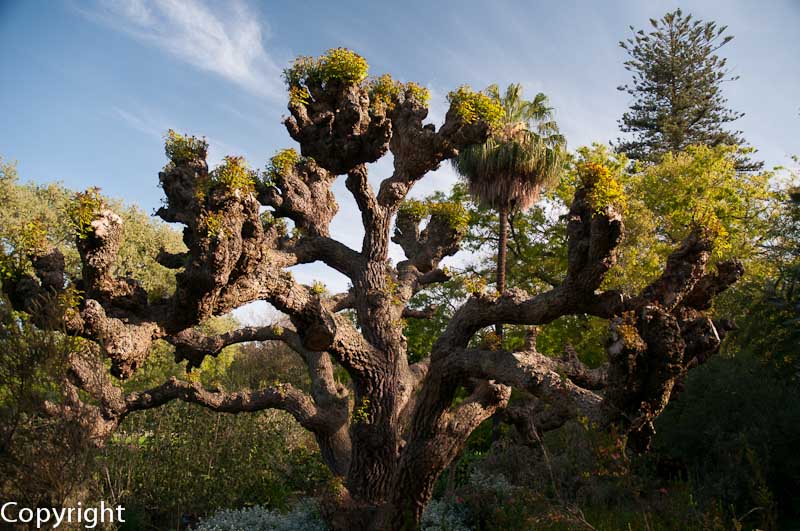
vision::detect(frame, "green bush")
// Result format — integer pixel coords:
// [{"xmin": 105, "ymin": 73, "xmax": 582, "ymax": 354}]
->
[
  {"xmin": 197, "ymin": 502, "xmax": 327, "ymax": 531},
  {"xmin": 94, "ymin": 342, "xmax": 330, "ymax": 529},
  {"xmin": 0, "ymin": 295, "xmax": 100, "ymax": 510},
  {"xmin": 654, "ymin": 353, "xmax": 800, "ymax": 528}
]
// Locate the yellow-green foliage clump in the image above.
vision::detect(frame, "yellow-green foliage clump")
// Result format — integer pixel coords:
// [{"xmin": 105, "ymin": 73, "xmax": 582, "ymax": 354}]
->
[
  {"xmin": 447, "ymin": 85, "xmax": 505, "ymax": 128},
  {"xmin": 695, "ymin": 206, "xmax": 730, "ymax": 256},
  {"xmin": 404, "ymin": 82, "xmax": 430, "ymax": 105},
  {"xmin": 352, "ymin": 397, "xmax": 371, "ymax": 424},
  {"xmin": 0, "ymin": 219, "xmax": 48, "ymax": 281},
  {"xmin": 57, "ymin": 285, "xmax": 84, "ymax": 320},
  {"xmin": 311, "ymin": 280, "xmax": 327, "ymax": 295},
  {"xmin": 67, "ymin": 187, "xmax": 105, "ymax": 239},
  {"xmin": 398, "ymin": 199, "xmax": 469, "ymax": 232},
  {"xmin": 322, "ymin": 48, "xmax": 369, "ymax": 84},
  {"xmin": 367, "ymin": 75, "xmax": 431, "ymax": 112},
  {"xmin": 211, "ymin": 156, "xmax": 256, "ymax": 193},
  {"xmin": 260, "ymin": 211, "xmax": 288, "ymax": 236},
  {"xmin": 481, "ymin": 330, "xmax": 503, "ymax": 350},
  {"xmin": 428, "ymin": 201, "xmax": 469, "ymax": 233},
  {"xmin": 368, "ymin": 74, "xmax": 402, "ymax": 111},
  {"xmin": 398, "ymin": 199, "xmax": 428, "ymax": 221},
  {"xmin": 289, "ymin": 85, "xmax": 310, "ymax": 106},
  {"xmin": 203, "ymin": 210, "xmax": 225, "ymax": 238},
  {"xmin": 579, "ymin": 162, "xmax": 627, "ymax": 214},
  {"xmin": 617, "ymin": 323, "xmax": 646, "ymax": 351},
  {"xmin": 164, "ymin": 129, "xmax": 208, "ymax": 165},
  {"xmin": 265, "ymin": 148, "xmax": 300, "ymax": 184},
  {"xmin": 18, "ymin": 219, "xmax": 48, "ymax": 256},
  {"xmin": 616, "ymin": 312, "xmax": 646, "ymax": 351},
  {"xmin": 462, "ymin": 273, "xmax": 489, "ymax": 296},
  {"xmin": 284, "ymin": 48, "xmax": 369, "ymax": 93},
  {"xmin": 284, "ymin": 49, "xmax": 433, "ymax": 112}
]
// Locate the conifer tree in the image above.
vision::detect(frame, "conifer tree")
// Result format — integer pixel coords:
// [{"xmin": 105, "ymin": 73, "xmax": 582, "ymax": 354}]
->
[{"xmin": 616, "ymin": 9, "xmax": 761, "ymax": 170}]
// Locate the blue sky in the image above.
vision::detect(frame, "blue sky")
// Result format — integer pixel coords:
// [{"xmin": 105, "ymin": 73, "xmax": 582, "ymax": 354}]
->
[{"xmin": 1, "ymin": 0, "xmax": 799, "ymax": 299}]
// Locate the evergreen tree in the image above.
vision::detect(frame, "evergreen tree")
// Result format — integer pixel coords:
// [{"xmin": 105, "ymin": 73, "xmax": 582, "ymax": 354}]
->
[{"xmin": 616, "ymin": 9, "xmax": 761, "ymax": 170}]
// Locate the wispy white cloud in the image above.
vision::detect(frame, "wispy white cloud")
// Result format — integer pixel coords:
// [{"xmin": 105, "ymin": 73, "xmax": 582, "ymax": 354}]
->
[
  {"xmin": 110, "ymin": 104, "xmax": 246, "ymax": 171},
  {"xmin": 111, "ymin": 105, "xmax": 166, "ymax": 140},
  {"xmin": 79, "ymin": 0, "xmax": 283, "ymax": 98}
]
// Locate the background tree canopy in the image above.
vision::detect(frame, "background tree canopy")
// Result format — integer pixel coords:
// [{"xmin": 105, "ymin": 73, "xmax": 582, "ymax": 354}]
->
[{"xmin": 615, "ymin": 9, "xmax": 762, "ymax": 171}]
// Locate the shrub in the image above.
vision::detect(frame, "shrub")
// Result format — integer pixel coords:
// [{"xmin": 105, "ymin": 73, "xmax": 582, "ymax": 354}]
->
[
  {"xmin": 196, "ymin": 502, "xmax": 327, "ymax": 531},
  {"xmin": 578, "ymin": 162, "xmax": 627, "ymax": 214},
  {"xmin": 265, "ymin": 149, "xmax": 300, "ymax": 184},
  {"xmin": 367, "ymin": 74, "xmax": 431, "ymax": 112},
  {"xmin": 446, "ymin": 86, "xmax": 504, "ymax": 128},
  {"xmin": 283, "ymin": 48, "xmax": 369, "ymax": 90},
  {"xmin": 0, "ymin": 295, "xmax": 99, "ymax": 510},
  {"xmin": 420, "ymin": 499, "xmax": 471, "ymax": 531},
  {"xmin": 654, "ymin": 353, "xmax": 800, "ymax": 527},
  {"xmin": 164, "ymin": 129, "xmax": 208, "ymax": 165},
  {"xmin": 67, "ymin": 187, "xmax": 105, "ymax": 239},
  {"xmin": 211, "ymin": 156, "xmax": 256, "ymax": 194}
]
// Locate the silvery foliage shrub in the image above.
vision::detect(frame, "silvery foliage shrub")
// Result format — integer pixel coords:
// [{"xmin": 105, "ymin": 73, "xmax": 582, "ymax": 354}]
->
[
  {"xmin": 196, "ymin": 502, "xmax": 327, "ymax": 531},
  {"xmin": 419, "ymin": 499, "xmax": 471, "ymax": 531},
  {"xmin": 197, "ymin": 498, "xmax": 474, "ymax": 531},
  {"xmin": 467, "ymin": 469, "xmax": 512, "ymax": 494},
  {"xmin": 195, "ymin": 476, "xmax": 507, "ymax": 531},
  {"xmin": 417, "ymin": 470, "xmax": 513, "ymax": 530}
]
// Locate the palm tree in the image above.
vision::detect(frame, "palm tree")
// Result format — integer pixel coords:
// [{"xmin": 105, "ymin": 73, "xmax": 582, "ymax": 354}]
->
[{"xmin": 453, "ymin": 84, "xmax": 565, "ymax": 342}]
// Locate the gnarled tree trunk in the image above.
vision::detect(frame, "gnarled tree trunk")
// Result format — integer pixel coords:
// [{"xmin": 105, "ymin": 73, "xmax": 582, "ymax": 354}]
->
[{"xmin": 2, "ymin": 50, "xmax": 743, "ymax": 531}]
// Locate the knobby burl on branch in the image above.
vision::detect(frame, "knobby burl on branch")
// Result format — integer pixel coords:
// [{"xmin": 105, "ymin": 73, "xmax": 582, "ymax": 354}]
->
[{"xmin": 2, "ymin": 49, "xmax": 743, "ymax": 530}]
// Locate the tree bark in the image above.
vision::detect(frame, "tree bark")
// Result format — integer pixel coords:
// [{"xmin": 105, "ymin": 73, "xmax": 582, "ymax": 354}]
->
[
  {"xmin": 492, "ymin": 205, "xmax": 510, "ymax": 440},
  {"xmin": 495, "ymin": 205, "xmax": 510, "ymax": 334}
]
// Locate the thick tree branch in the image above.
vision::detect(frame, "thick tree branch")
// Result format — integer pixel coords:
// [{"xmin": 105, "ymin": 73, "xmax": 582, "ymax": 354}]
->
[
  {"xmin": 639, "ymin": 228, "xmax": 713, "ymax": 310},
  {"xmin": 445, "ymin": 347, "xmax": 604, "ymax": 424},
  {"xmin": 402, "ymin": 306, "xmax": 438, "ymax": 319},
  {"xmin": 346, "ymin": 164, "xmax": 387, "ymax": 259},
  {"xmin": 377, "ymin": 102, "xmax": 491, "ymax": 208},
  {"xmin": 328, "ymin": 290, "xmax": 356, "ymax": 312},
  {"xmin": 504, "ymin": 397, "xmax": 575, "ymax": 442},
  {"xmin": 169, "ymin": 324, "xmax": 291, "ymax": 367},
  {"xmin": 446, "ymin": 381, "xmax": 511, "ymax": 439},
  {"xmin": 284, "ymin": 82, "xmax": 391, "ymax": 176},
  {"xmin": 280, "ymin": 235, "xmax": 363, "ymax": 279},
  {"xmin": 167, "ymin": 321, "xmax": 349, "ymax": 414},
  {"xmin": 393, "ymin": 207, "xmax": 465, "ymax": 280},
  {"xmin": 564, "ymin": 188, "xmax": 624, "ymax": 292},
  {"xmin": 681, "ymin": 258, "xmax": 744, "ymax": 310},
  {"xmin": 417, "ymin": 267, "xmax": 452, "ymax": 287},
  {"xmin": 125, "ymin": 378, "xmax": 320, "ymax": 425},
  {"xmin": 256, "ymin": 157, "xmax": 338, "ymax": 238}
]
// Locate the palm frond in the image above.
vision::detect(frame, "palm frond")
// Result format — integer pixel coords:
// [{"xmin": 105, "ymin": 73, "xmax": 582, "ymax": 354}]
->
[
  {"xmin": 453, "ymin": 83, "xmax": 566, "ymax": 212},
  {"xmin": 453, "ymin": 131, "xmax": 564, "ymax": 211}
]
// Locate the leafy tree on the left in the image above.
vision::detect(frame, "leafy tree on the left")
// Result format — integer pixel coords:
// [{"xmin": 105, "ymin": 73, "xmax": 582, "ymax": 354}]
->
[
  {"xmin": 0, "ymin": 157, "xmax": 185, "ymax": 299},
  {"xmin": 0, "ymin": 156, "xmax": 180, "ymax": 508},
  {"xmin": 0, "ymin": 158, "xmax": 327, "ymax": 524}
]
